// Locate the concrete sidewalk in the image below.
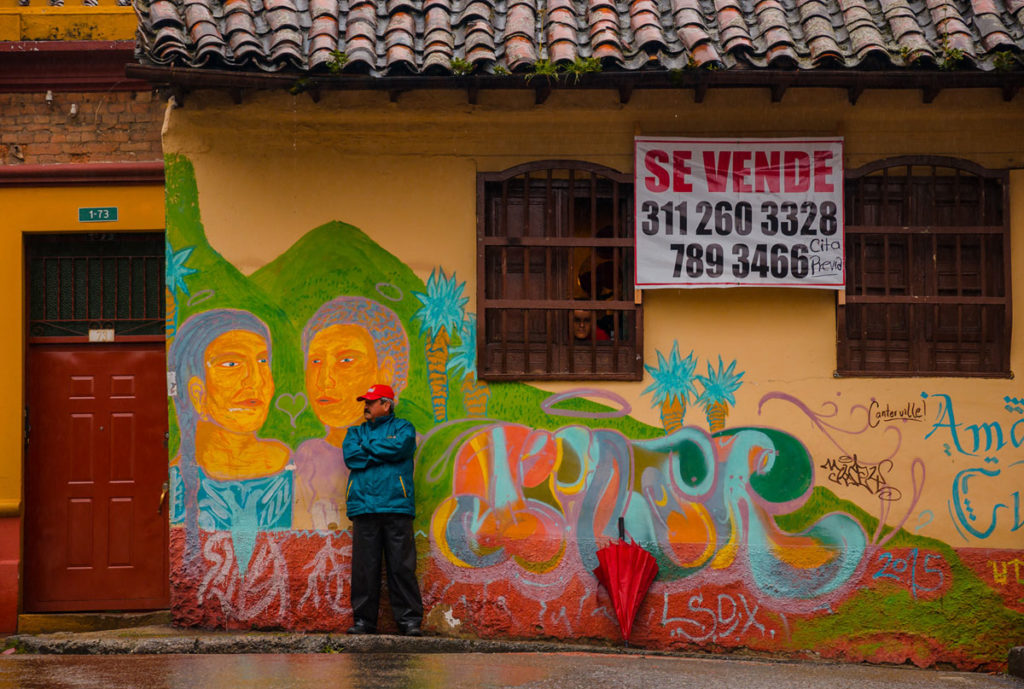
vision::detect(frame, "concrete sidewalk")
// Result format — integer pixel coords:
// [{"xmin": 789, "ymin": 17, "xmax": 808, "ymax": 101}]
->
[{"xmin": 3, "ymin": 619, "xmax": 1023, "ymax": 683}]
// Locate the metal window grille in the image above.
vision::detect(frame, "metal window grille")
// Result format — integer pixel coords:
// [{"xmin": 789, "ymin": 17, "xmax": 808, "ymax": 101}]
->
[
  {"xmin": 477, "ymin": 161, "xmax": 642, "ymax": 381},
  {"xmin": 26, "ymin": 232, "xmax": 166, "ymax": 341},
  {"xmin": 838, "ymin": 157, "xmax": 1010, "ymax": 377}
]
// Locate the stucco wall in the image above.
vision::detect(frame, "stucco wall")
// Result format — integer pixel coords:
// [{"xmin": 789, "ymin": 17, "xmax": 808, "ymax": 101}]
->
[{"xmin": 160, "ymin": 86, "xmax": 1024, "ymax": 668}]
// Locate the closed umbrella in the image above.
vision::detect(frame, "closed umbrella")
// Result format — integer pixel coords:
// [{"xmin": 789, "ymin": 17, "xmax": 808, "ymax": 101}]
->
[{"xmin": 592, "ymin": 517, "xmax": 659, "ymax": 646}]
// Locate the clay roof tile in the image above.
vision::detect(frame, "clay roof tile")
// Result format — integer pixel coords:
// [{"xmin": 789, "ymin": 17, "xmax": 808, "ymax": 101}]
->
[{"xmin": 131, "ymin": 0, "xmax": 1024, "ymax": 74}]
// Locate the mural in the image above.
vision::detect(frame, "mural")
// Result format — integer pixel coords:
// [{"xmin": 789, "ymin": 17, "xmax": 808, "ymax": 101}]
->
[
  {"xmin": 165, "ymin": 155, "xmax": 1023, "ymax": 669},
  {"xmin": 168, "ymin": 308, "xmax": 292, "ymax": 577}
]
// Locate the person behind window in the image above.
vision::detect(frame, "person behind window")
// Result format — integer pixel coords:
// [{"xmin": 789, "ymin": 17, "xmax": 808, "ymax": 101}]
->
[
  {"xmin": 573, "ymin": 254, "xmax": 615, "ymax": 343},
  {"xmin": 573, "ymin": 309, "xmax": 611, "ymax": 342},
  {"xmin": 576, "ymin": 224, "xmax": 617, "ymax": 302}
]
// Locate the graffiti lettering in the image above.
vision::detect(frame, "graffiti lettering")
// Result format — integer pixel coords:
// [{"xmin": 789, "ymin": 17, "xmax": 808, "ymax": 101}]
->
[
  {"xmin": 867, "ymin": 399, "xmax": 925, "ymax": 428},
  {"xmin": 197, "ymin": 533, "xmax": 290, "ymax": 621},
  {"xmin": 924, "ymin": 392, "xmax": 1024, "ymax": 456},
  {"xmin": 913, "ymin": 510, "xmax": 934, "ymax": 532},
  {"xmin": 990, "ymin": 559, "xmax": 1024, "ymax": 586},
  {"xmin": 665, "ymin": 592, "xmax": 771, "ymax": 642},
  {"xmin": 298, "ymin": 536, "xmax": 349, "ymax": 613},
  {"xmin": 820, "ymin": 454, "xmax": 900, "ymax": 500},
  {"xmin": 872, "ymin": 549, "xmax": 944, "ymax": 599},
  {"xmin": 951, "ymin": 460, "xmax": 1024, "ymax": 540}
]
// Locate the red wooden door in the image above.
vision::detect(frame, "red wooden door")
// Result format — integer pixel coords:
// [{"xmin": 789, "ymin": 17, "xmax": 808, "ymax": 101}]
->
[{"xmin": 24, "ymin": 343, "xmax": 169, "ymax": 611}]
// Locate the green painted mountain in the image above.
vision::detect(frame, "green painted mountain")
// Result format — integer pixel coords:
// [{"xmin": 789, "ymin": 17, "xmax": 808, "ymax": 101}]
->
[
  {"xmin": 248, "ymin": 220, "xmax": 663, "ymax": 439},
  {"xmin": 249, "ymin": 220, "xmax": 437, "ymax": 432},
  {"xmin": 164, "ymin": 154, "xmax": 315, "ymax": 447}
]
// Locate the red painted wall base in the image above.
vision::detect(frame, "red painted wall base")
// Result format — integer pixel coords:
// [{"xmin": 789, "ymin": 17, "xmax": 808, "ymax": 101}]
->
[{"xmin": 0, "ymin": 517, "xmax": 20, "ymax": 633}]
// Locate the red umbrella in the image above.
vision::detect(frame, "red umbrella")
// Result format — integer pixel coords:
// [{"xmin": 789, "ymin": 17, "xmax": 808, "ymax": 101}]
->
[{"xmin": 592, "ymin": 518, "xmax": 659, "ymax": 646}]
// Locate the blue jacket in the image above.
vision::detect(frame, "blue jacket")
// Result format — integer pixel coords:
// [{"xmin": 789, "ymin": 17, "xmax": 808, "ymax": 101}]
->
[{"xmin": 342, "ymin": 413, "xmax": 417, "ymax": 518}]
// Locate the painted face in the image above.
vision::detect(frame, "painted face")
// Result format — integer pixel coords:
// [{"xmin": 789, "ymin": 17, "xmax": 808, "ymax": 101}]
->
[
  {"xmin": 305, "ymin": 324, "xmax": 379, "ymax": 429},
  {"xmin": 199, "ymin": 330, "xmax": 274, "ymax": 433}
]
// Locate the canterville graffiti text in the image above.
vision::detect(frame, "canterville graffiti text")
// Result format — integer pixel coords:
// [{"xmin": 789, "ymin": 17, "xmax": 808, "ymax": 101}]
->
[{"xmin": 868, "ymin": 399, "xmax": 925, "ymax": 428}]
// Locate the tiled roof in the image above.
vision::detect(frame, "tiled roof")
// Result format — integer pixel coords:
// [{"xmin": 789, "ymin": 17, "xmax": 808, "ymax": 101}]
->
[{"xmin": 132, "ymin": 0, "xmax": 1024, "ymax": 75}]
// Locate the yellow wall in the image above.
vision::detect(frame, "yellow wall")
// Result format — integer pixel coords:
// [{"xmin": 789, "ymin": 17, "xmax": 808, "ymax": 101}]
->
[
  {"xmin": 167, "ymin": 87, "xmax": 1021, "ymax": 277},
  {"xmin": 162, "ymin": 86, "xmax": 1024, "ymax": 548},
  {"xmin": 0, "ymin": 184, "xmax": 164, "ymax": 517},
  {"xmin": 0, "ymin": 4, "xmax": 135, "ymax": 41}
]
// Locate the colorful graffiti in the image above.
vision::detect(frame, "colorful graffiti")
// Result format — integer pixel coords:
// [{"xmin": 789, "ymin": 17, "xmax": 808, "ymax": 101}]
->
[
  {"xmin": 921, "ymin": 392, "xmax": 1024, "ymax": 543},
  {"xmin": 426, "ymin": 417, "xmax": 867, "ymax": 605},
  {"xmin": 642, "ymin": 343, "xmax": 697, "ymax": 432},
  {"xmin": 412, "ymin": 268, "xmax": 469, "ymax": 423},
  {"xmin": 165, "ymin": 155, "xmax": 1023, "ymax": 670}
]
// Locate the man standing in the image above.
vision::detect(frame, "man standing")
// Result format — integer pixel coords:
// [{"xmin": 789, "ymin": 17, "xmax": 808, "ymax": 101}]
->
[{"xmin": 343, "ymin": 383, "xmax": 424, "ymax": 636}]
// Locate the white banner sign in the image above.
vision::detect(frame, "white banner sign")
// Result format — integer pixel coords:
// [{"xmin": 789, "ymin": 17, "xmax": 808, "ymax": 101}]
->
[{"xmin": 634, "ymin": 137, "xmax": 845, "ymax": 289}]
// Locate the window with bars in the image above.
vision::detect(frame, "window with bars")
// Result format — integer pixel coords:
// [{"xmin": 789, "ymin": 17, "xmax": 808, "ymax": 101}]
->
[
  {"xmin": 839, "ymin": 157, "xmax": 1010, "ymax": 377},
  {"xmin": 477, "ymin": 161, "xmax": 642, "ymax": 380},
  {"xmin": 26, "ymin": 232, "xmax": 166, "ymax": 340}
]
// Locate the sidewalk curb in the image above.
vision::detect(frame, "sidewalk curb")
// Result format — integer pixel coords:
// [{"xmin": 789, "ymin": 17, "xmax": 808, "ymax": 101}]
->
[
  {"xmin": 6, "ymin": 626, "xmax": 1023, "ymax": 681},
  {"xmin": 3, "ymin": 627, "xmax": 641, "ymax": 657}
]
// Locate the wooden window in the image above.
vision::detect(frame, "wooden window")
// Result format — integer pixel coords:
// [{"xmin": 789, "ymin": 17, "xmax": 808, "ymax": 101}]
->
[
  {"xmin": 477, "ymin": 161, "xmax": 643, "ymax": 380},
  {"xmin": 838, "ymin": 157, "xmax": 1010, "ymax": 377}
]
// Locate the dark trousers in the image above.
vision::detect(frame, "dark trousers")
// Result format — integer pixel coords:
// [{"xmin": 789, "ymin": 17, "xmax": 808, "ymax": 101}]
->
[{"xmin": 350, "ymin": 513, "xmax": 423, "ymax": 629}]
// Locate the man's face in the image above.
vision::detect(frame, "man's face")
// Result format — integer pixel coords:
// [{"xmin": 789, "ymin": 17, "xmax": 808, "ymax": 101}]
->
[
  {"xmin": 573, "ymin": 310, "xmax": 593, "ymax": 340},
  {"xmin": 306, "ymin": 324, "xmax": 379, "ymax": 429},
  {"xmin": 363, "ymin": 397, "xmax": 392, "ymax": 422},
  {"xmin": 198, "ymin": 330, "xmax": 274, "ymax": 433}
]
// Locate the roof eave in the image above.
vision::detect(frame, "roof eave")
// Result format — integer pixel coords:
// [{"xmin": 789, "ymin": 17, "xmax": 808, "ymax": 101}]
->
[
  {"xmin": 124, "ymin": 63, "xmax": 1024, "ymax": 105},
  {"xmin": 1, "ymin": 41, "xmax": 148, "ymax": 93}
]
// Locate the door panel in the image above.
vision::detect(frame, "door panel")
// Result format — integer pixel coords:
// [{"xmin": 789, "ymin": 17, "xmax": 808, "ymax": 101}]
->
[{"xmin": 24, "ymin": 343, "xmax": 169, "ymax": 611}]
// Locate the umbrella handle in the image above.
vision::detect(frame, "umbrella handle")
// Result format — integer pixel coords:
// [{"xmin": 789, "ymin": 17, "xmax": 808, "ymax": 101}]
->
[{"xmin": 618, "ymin": 516, "xmax": 625, "ymax": 541}]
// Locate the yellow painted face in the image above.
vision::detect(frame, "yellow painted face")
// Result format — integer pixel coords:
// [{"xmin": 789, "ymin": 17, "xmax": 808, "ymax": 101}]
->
[
  {"xmin": 199, "ymin": 330, "xmax": 275, "ymax": 433},
  {"xmin": 305, "ymin": 324, "xmax": 379, "ymax": 429}
]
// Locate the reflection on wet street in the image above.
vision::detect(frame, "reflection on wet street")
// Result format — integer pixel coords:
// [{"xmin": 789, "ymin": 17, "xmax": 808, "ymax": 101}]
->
[{"xmin": 0, "ymin": 653, "xmax": 1019, "ymax": 689}]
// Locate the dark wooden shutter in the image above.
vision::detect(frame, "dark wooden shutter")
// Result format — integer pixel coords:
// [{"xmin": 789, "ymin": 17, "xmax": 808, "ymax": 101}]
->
[{"xmin": 839, "ymin": 157, "xmax": 1010, "ymax": 376}]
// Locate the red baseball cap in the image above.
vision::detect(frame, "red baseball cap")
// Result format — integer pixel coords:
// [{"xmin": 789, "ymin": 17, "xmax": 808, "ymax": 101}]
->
[{"xmin": 356, "ymin": 384, "xmax": 395, "ymax": 402}]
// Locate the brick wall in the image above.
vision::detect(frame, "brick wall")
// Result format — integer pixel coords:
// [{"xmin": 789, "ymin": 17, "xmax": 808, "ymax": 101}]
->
[{"xmin": 0, "ymin": 89, "xmax": 164, "ymax": 166}]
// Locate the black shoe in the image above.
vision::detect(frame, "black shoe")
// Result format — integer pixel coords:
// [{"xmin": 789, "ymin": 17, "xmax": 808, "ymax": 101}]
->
[
  {"xmin": 399, "ymin": 624, "xmax": 423, "ymax": 637},
  {"xmin": 347, "ymin": 621, "xmax": 376, "ymax": 635}
]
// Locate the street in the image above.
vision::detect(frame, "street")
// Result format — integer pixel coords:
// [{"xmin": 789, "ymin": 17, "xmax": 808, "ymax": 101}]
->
[{"xmin": 0, "ymin": 653, "xmax": 1019, "ymax": 689}]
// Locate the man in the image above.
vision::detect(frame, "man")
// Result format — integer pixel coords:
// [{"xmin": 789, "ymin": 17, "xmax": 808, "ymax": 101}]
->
[
  {"xmin": 342, "ymin": 383, "xmax": 424, "ymax": 636},
  {"xmin": 572, "ymin": 309, "xmax": 611, "ymax": 342}
]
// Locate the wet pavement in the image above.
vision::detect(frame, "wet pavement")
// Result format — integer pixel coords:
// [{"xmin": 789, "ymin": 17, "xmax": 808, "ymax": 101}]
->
[
  {"xmin": 3, "ymin": 624, "xmax": 1022, "ymax": 687},
  {"xmin": 1, "ymin": 652, "xmax": 1021, "ymax": 689}
]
